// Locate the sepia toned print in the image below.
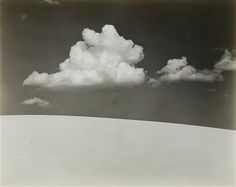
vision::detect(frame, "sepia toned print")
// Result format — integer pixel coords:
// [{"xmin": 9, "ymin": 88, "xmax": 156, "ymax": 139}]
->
[{"xmin": 1, "ymin": 0, "xmax": 235, "ymax": 186}]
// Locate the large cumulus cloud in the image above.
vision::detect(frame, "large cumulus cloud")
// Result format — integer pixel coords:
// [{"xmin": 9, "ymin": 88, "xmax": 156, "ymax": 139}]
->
[{"xmin": 23, "ymin": 25, "xmax": 145, "ymax": 88}]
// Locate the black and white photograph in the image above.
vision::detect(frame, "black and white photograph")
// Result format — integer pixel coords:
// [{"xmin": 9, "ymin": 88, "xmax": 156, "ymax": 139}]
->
[{"xmin": 1, "ymin": 0, "xmax": 236, "ymax": 186}]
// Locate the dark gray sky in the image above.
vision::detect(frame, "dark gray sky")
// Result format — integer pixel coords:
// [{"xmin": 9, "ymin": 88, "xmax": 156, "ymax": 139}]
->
[{"xmin": 1, "ymin": 0, "xmax": 235, "ymax": 129}]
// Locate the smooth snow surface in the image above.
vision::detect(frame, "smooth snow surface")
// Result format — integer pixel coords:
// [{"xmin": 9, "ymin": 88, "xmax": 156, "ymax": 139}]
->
[{"xmin": 1, "ymin": 115, "xmax": 236, "ymax": 186}]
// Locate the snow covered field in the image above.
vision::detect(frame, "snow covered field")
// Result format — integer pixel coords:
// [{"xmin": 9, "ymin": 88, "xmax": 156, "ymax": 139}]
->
[{"xmin": 1, "ymin": 115, "xmax": 235, "ymax": 186}]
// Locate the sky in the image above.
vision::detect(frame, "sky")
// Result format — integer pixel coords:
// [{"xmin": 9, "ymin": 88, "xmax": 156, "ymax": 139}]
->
[{"xmin": 1, "ymin": 0, "xmax": 235, "ymax": 129}]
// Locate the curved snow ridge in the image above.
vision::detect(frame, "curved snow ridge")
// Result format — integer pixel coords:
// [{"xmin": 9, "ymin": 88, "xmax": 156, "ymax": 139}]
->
[
  {"xmin": 1, "ymin": 115, "xmax": 235, "ymax": 132},
  {"xmin": 1, "ymin": 115, "xmax": 236, "ymax": 187}
]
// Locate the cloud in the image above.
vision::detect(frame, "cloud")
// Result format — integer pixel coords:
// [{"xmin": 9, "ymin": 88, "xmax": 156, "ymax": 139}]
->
[
  {"xmin": 41, "ymin": 0, "xmax": 60, "ymax": 5},
  {"xmin": 21, "ymin": 97, "xmax": 51, "ymax": 108},
  {"xmin": 214, "ymin": 49, "xmax": 236, "ymax": 71},
  {"xmin": 148, "ymin": 57, "xmax": 223, "ymax": 86},
  {"xmin": 21, "ymin": 14, "xmax": 28, "ymax": 21},
  {"xmin": 206, "ymin": 88, "xmax": 216, "ymax": 93},
  {"xmin": 23, "ymin": 25, "xmax": 145, "ymax": 88},
  {"xmin": 224, "ymin": 93, "xmax": 230, "ymax": 98}
]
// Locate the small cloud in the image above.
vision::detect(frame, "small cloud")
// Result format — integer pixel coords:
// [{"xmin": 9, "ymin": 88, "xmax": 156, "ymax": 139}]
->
[
  {"xmin": 23, "ymin": 24, "xmax": 145, "ymax": 88},
  {"xmin": 41, "ymin": 0, "xmax": 60, "ymax": 5},
  {"xmin": 148, "ymin": 57, "xmax": 223, "ymax": 86},
  {"xmin": 21, "ymin": 14, "xmax": 28, "ymax": 21},
  {"xmin": 21, "ymin": 97, "xmax": 52, "ymax": 108},
  {"xmin": 224, "ymin": 93, "xmax": 230, "ymax": 98},
  {"xmin": 214, "ymin": 49, "xmax": 236, "ymax": 71},
  {"xmin": 206, "ymin": 88, "xmax": 216, "ymax": 93}
]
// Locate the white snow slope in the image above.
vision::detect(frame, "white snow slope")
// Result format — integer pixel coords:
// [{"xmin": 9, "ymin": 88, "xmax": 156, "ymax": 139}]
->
[{"xmin": 1, "ymin": 115, "xmax": 236, "ymax": 187}]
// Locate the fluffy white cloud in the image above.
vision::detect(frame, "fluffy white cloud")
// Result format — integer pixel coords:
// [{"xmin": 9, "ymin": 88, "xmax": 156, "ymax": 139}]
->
[
  {"xmin": 23, "ymin": 25, "xmax": 145, "ymax": 88},
  {"xmin": 21, "ymin": 97, "xmax": 51, "ymax": 107},
  {"xmin": 149, "ymin": 57, "xmax": 223, "ymax": 86},
  {"xmin": 214, "ymin": 49, "xmax": 236, "ymax": 71},
  {"xmin": 41, "ymin": 0, "xmax": 60, "ymax": 5}
]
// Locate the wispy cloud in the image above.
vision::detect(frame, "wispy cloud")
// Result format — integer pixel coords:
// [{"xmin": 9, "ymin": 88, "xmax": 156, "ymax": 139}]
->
[
  {"xmin": 224, "ymin": 93, "xmax": 230, "ymax": 98},
  {"xmin": 21, "ymin": 14, "xmax": 28, "ymax": 21},
  {"xmin": 41, "ymin": 0, "xmax": 60, "ymax": 5},
  {"xmin": 206, "ymin": 88, "xmax": 216, "ymax": 93},
  {"xmin": 21, "ymin": 97, "xmax": 52, "ymax": 108},
  {"xmin": 23, "ymin": 25, "xmax": 145, "ymax": 88}
]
